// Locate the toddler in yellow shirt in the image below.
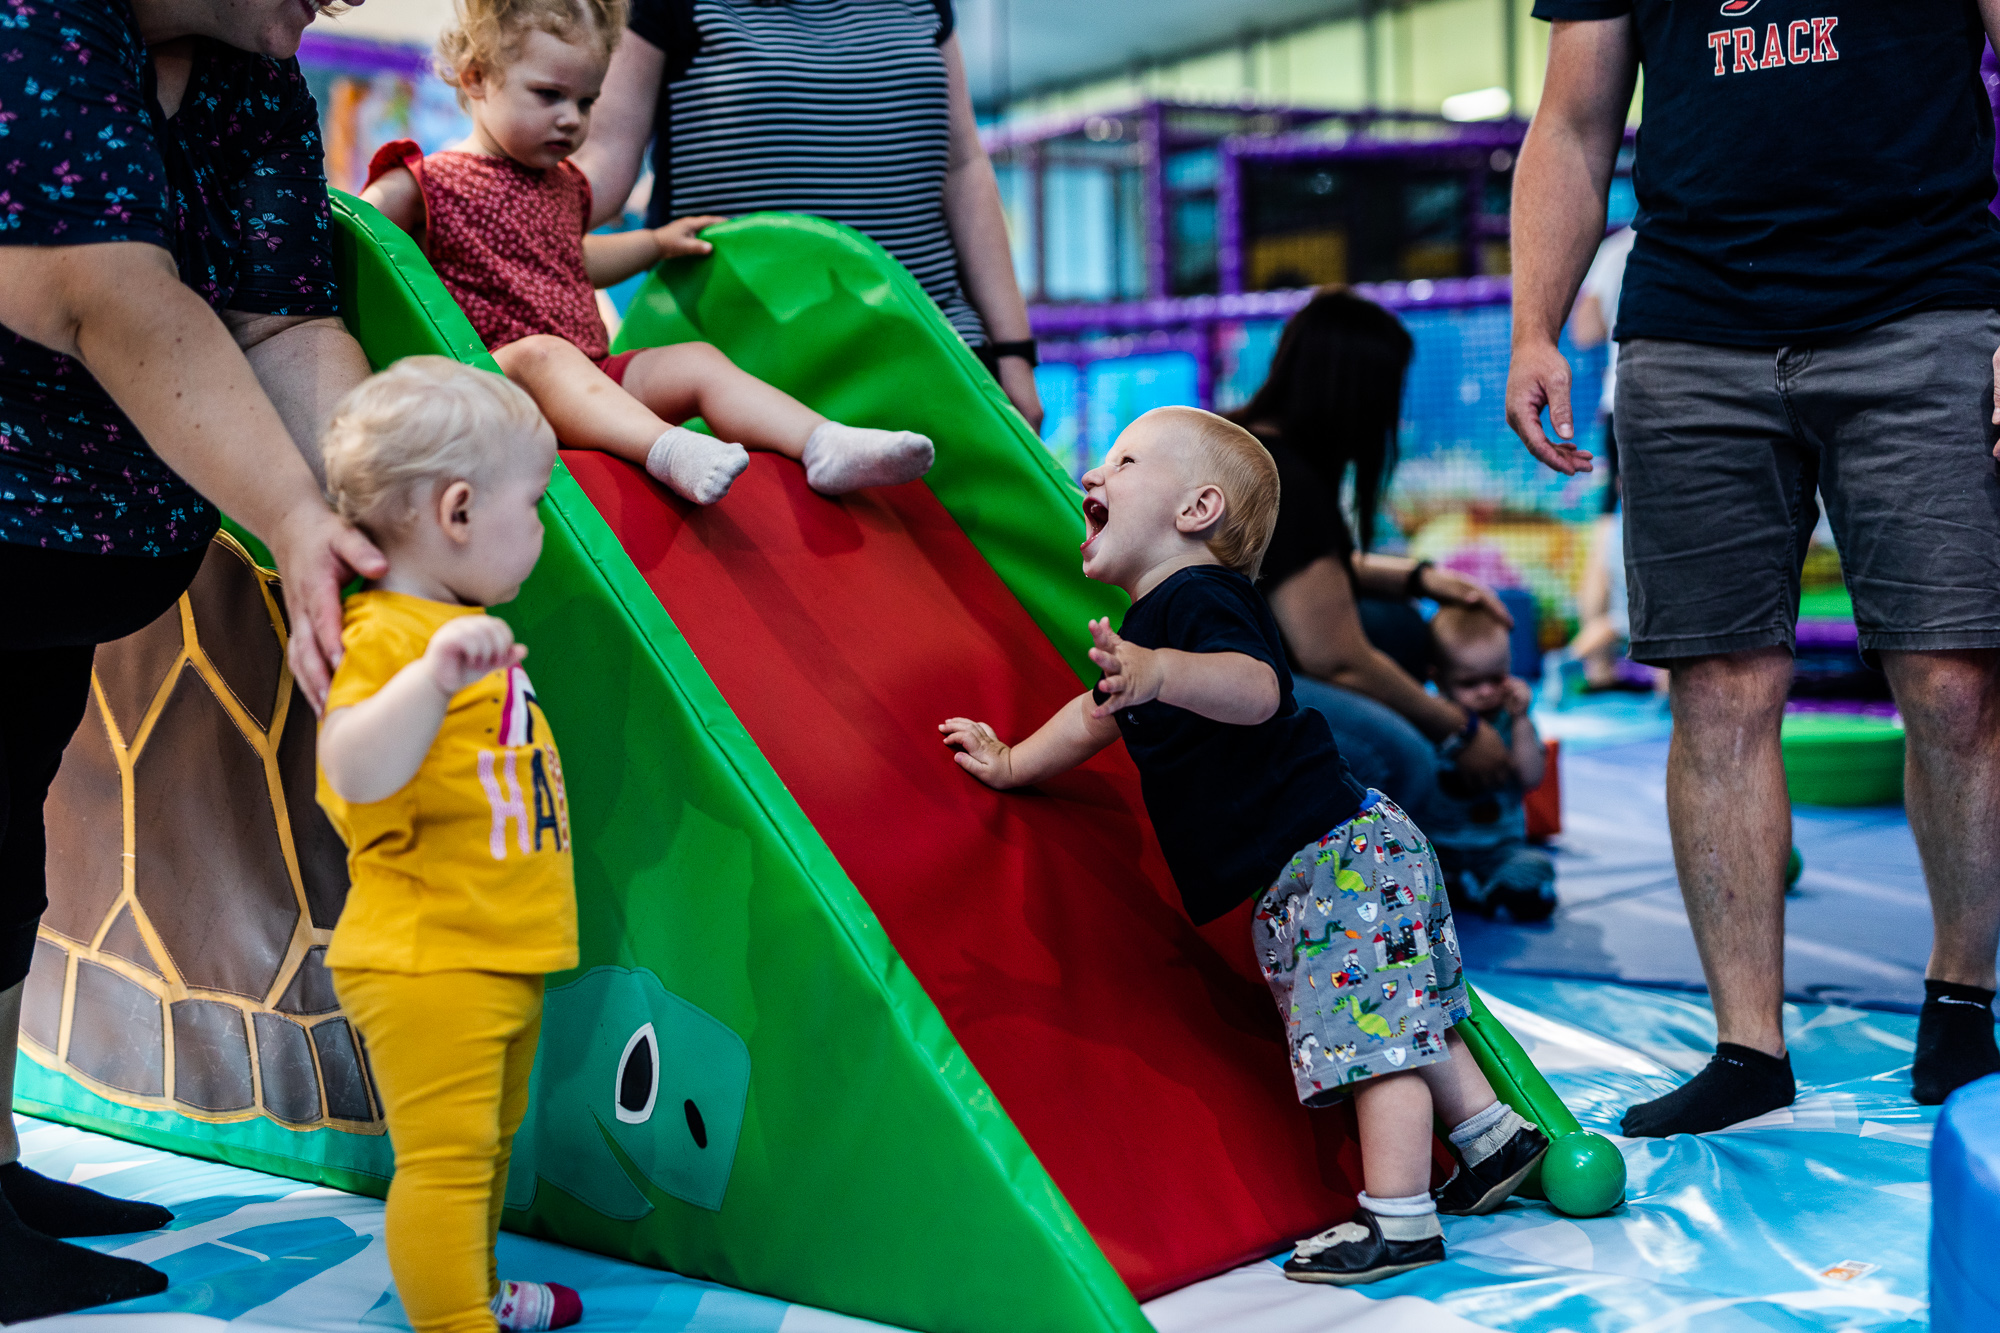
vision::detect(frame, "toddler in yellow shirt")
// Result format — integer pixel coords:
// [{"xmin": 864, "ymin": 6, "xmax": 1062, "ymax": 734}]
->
[{"xmin": 316, "ymin": 357, "xmax": 580, "ymax": 1333}]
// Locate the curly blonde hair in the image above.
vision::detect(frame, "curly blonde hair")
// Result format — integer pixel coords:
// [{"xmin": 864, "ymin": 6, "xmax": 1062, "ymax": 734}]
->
[
  {"xmin": 436, "ymin": 0, "xmax": 628, "ymax": 105},
  {"xmin": 322, "ymin": 357, "xmax": 548, "ymax": 541}
]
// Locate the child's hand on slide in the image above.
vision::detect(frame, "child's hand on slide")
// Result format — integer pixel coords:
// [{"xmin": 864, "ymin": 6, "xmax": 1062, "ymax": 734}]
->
[
  {"xmin": 939, "ymin": 717, "xmax": 1015, "ymax": 788},
  {"xmin": 424, "ymin": 615, "xmax": 528, "ymax": 697},
  {"xmin": 1087, "ymin": 618, "xmax": 1161, "ymax": 717},
  {"xmin": 653, "ymin": 215, "xmax": 729, "ymax": 259}
]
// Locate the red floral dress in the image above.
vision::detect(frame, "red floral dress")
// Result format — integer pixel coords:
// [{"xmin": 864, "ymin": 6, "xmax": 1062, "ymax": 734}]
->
[{"xmin": 367, "ymin": 141, "xmax": 609, "ymax": 362}]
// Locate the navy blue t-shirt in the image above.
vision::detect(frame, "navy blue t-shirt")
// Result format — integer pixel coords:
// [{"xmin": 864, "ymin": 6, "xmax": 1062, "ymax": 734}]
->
[
  {"xmin": 1532, "ymin": 0, "xmax": 2000, "ymax": 345},
  {"xmin": 0, "ymin": 0, "xmax": 338, "ymax": 555},
  {"xmin": 1105, "ymin": 565, "xmax": 1367, "ymax": 925}
]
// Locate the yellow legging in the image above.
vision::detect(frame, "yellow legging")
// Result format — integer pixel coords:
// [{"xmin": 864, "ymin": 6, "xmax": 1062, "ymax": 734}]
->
[{"xmin": 334, "ymin": 968, "xmax": 544, "ymax": 1333}]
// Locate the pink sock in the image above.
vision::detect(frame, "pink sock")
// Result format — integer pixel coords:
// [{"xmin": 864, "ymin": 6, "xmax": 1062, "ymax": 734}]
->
[{"xmin": 490, "ymin": 1280, "xmax": 582, "ymax": 1331}]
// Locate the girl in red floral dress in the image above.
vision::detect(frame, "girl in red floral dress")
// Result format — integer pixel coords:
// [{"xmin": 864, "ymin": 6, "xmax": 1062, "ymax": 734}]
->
[{"xmin": 363, "ymin": 0, "xmax": 934, "ymax": 506}]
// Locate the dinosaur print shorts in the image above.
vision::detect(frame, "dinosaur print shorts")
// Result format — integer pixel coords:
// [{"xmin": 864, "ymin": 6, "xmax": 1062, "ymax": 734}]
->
[{"xmin": 1254, "ymin": 789, "xmax": 1470, "ymax": 1104}]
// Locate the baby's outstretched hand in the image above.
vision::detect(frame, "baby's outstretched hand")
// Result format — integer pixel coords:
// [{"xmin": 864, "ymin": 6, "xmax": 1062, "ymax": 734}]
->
[
  {"xmin": 653, "ymin": 215, "xmax": 728, "ymax": 258},
  {"xmin": 1086, "ymin": 617, "xmax": 1161, "ymax": 717},
  {"xmin": 939, "ymin": 716, "xmax": 1015, "ymax": 788},
  {"xmin": 424, "ymin": 615, "xmax": 527, "ymax": 697}
]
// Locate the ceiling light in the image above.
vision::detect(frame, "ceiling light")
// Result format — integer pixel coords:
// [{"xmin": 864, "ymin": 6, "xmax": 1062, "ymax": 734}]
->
[{"xmin": 1442, "ymin": 87, "xmax": 1513, "ymax": 122}]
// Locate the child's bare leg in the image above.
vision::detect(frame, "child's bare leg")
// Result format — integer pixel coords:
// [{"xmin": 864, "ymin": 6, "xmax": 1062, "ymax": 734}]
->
[
  {"xmin": 1417, "ymin": 1029, "xmax": 1499, "ymax": 1127},
  {"xmin": 621, "ymin": 342, "xmax": 820, "ymax": 458},
  {"xmin": 623, "ymin": 342, "xmax": 934, "ymax": 495},
  {"xmin": 494, "ymin": 335, "xmax": 747, "ymax": 505},
  {"xmin": 1352, "ymin": 1070, "xmax": 1435, "ymax": 1199}
]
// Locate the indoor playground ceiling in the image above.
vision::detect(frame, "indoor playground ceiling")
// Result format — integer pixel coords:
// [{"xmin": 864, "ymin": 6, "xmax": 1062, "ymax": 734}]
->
[{"xmin": 956, "ymin": 0, "xmax": 1367, "ymax": 110}]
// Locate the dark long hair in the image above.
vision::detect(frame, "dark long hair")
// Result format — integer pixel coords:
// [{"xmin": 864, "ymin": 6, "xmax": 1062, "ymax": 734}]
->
[{"xmin": 1229, "ymin": 289, "xmax": 1413, "ymax": 553}]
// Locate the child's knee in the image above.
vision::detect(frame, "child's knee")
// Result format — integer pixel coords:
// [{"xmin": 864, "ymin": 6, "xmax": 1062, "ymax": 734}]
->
[{"xmin": 495, "ymin": 334, "xmax": 576, "ymax": 379}]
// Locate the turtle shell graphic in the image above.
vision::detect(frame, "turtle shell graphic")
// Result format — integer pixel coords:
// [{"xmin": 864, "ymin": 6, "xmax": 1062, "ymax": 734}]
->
[{"xmin": 20, "ymin": 534, "xmax": 383, "ymax": 1133}]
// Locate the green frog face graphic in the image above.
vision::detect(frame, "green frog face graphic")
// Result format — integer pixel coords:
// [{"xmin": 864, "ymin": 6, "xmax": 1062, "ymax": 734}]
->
[{"xmin": 505, "ymin": 966, "xmax": 752, "ymax": 1218}]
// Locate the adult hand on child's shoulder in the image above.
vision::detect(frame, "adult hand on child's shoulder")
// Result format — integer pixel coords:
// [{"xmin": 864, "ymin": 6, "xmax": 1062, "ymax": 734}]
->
[
  {"xmin": 653, "ymin": 215, "xmax": 729, "ymax": 259},
  {"xmin": 423, "ymin": 614, "xmax": 528, "ymax": 697},
  {"xmin": 1086, "ymin": 618, "xmax": 1160, "ymax": 716},
  {"xmin": 940, "ymin": 716, "xmax": 1014, "ymax": 788}
]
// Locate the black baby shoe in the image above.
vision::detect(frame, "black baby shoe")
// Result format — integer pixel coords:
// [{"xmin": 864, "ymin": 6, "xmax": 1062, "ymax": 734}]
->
[{"xmin": 1281, "ymin": 1208, "xmax": 1446, "ymax": 1286}]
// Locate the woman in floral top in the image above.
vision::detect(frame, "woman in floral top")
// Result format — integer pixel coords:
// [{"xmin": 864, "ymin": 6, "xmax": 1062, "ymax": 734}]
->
[{"xmin": 0, "ymin": 0, "xmax": 384, "ymax": 1319}]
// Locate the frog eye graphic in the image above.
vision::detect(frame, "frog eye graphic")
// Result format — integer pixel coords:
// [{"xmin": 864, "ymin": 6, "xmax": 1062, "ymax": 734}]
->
[{"xmin": 614, "ymin": 1023, "xmax": 659, "ymax": 1124}]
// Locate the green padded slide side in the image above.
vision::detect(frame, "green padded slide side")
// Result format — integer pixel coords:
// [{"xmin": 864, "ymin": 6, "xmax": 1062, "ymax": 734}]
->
[
  {"xmin": 20, "ymin": 194, "xmax": 1147, "ymax": 1333},
  {"xmin": 613, "ymin": 212, "xmax": 1127, "ymax": 683}
]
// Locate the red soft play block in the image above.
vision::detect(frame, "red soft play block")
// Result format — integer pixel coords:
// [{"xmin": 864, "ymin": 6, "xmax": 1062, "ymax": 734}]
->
[
  {"xmin": 1525, "ymin": 738, "xmax": 1562, "ymax": 842},
  {"xmin": 563, "ymin": 452, "xmax": 1416, "ymax": 1299}
]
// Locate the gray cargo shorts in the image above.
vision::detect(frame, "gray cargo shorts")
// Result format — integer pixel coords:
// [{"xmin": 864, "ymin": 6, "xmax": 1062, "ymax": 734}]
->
[{"xmin": 1614, "ymin": 307, "xmax": 2000, "ymax": 665}]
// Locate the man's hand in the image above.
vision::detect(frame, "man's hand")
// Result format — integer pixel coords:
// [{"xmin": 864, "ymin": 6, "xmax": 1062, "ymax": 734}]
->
[
  {"xmin": 423, "ymin": 614, "xmax": 527, "ymax": 697},
  {"xmin": 939, "ymin": 716, "xmax": 1017, "ymax": 788},
  {"xmin": 1990, "ymin": 343, "xmax": 2000, "ymax": 447},
  {"xmin": 1507, "ymin": 338, "xmax": 1595, "ymax": 476},
  {"xmin": 271, "ymin": 503, "xmax": 388, "ymax": 715},
  {"xmin": 1501, "ymin": 676, "xmax": 1535, "ymax": 716},
  {"xmin": 1087, "ymin": 618, "xmax": 1164, "ymax": 717},
  {"xmin": 653, "ymin": 215, "xmax": 727, "ymax": 260},
  {"xmin": 1418, "ymin": 564, "xmax": 1516, "ymax": 629}
]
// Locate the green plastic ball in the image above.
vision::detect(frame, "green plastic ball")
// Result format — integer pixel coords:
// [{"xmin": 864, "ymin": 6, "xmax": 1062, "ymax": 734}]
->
[
  {"xmin": 1786, "ymin": 845, "xmax": 1804, "ymax": 888},
  {"xmin": 1540, "ymin": 1130, "xmax": 1626, "ymax": 1217}
]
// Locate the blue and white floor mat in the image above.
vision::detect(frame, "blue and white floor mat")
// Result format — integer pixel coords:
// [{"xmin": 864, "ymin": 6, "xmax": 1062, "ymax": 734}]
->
[
  {"xmin": 18, "ymin": 722, "xmax": 1951, "ymax": 1331},
  {"xmin": 13, "ymin": 972, "xmax": 1934, "ymax": 1333}
]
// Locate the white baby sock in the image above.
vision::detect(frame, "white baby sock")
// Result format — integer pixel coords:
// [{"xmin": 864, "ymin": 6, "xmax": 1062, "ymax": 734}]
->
[
  {"xmin": 800, "ymin": 421, "xmax": 934, "ymax": 495},
  {"xmin": 646, "ymin": 426, "xmax": 749, "ymax": 505},
  {"xmin": 1355, "ymin": 1190, "xmax": 1442, "ymax": 1241},
  {"xmin": 1448, "ymin": 1101, "xmax": 1530, "ymax": 1170},
  {"xmin": 490, "ymin": 1280, "xmax": 582, "ymax": 1332}
]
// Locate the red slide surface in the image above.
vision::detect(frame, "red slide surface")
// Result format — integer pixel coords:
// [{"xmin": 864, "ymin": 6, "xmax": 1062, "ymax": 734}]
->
[{"xmin": 564, "ymin": 451, "xmax": 1373, "ymax": 1297}]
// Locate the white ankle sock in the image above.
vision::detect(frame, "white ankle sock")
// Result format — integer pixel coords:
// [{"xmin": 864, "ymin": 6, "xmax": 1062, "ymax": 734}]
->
[
  {"xmin": 1449, "ymin": 1102, "xmax": 1529, "ymax": 1169},
  {"xmin": 1356, "ymin": 1191, "xmax": 1441, "ymax": 1241},
  {"xmin": 799, "ymin": 421, "xmax": 934, "ymax": 495},
  {"xmin": 490, "ymin": 1280, "xmax": 580, "ymax": 1332},
  {"xmin": 646, "ymin": 426, "xmax": 748, "ymax": 505}
]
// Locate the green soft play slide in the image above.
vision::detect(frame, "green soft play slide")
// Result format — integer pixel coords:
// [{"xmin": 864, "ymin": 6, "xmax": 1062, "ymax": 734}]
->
[{"xmin": 16, "ymin": 193, "xmax": 1607, "ymax": 1332}]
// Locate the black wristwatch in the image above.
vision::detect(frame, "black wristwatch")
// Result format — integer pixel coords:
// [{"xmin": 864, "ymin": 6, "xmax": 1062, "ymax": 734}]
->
[
  {"xmin": 987, "ymin": 338, "xmax": 1039, "ymax": 367},
  {"xmin": 1436, "ymin": 706, "xmax": 1480, "ymax": 760},
  {"xmin": 1404, "ymin": 559, "xmax": 1434, "ymax": 600}
]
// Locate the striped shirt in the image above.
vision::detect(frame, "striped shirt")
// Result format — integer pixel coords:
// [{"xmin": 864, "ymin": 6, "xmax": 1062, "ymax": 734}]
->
[{"xmin": 628, "ymin": 0, "xmax": 986, "ymax": 344}]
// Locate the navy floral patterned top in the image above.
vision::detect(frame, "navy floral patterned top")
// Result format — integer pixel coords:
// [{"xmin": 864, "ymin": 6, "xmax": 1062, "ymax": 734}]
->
[{"xmin": 0, "ymin": 0, "xmax": 338, "ymax": 556}]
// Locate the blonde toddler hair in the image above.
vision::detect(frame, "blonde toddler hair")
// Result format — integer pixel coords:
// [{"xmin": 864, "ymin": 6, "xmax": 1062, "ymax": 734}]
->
[
  {"xmin": 437, "ymin": 0, "xmax": 628, "ymax": 105},
  {"xmin": 322, "ymin": 357, "xmax": 548, "ymax": 540},
  {"xmin": 1144, "ymin": 405, "xmax": 1281, "ymax": 581}
]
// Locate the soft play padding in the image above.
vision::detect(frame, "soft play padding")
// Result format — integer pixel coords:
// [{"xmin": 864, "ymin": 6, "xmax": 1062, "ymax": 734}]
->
[
  {"xmin": 19, "ymin": 198, "xmax": 1572, "ymax": 1329},
  {"xmin": 1782, "ymin": 712, "xmax": 1905, "ymax": 807},
  {"xmin": 1932, "ymin": 1073, "xmax": 2000, "ymax": 1332},
  {"xmin": 17, "ymin": 195, "xmax": 1147, "ymax": 1333}
]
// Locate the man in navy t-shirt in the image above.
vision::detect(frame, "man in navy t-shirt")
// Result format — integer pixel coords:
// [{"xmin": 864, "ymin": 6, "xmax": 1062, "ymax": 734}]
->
[{"xmin": 1507, "ymin": 1, "xmax": 2000, "ymax": 1135}]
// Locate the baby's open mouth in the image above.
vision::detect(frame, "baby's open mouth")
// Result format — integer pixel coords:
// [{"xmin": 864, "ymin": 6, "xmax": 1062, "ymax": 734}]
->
[{"xmin": 1082, "ymin": 496, "xmax": 1108, "ymax": 545}]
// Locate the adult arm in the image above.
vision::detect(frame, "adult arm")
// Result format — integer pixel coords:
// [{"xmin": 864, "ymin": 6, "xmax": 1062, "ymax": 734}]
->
[
  {"xmin": 575, "ymin": 30, "xmax": 666, "ymax": 229},
  {"xmin": 1267, "ymin": 556, "xmax": 1514, "ymax": 786},
  {"xmin": 941, "ymin": 692, "xmax": 1120, "ymax": 789},
  {"xmin": 0, "ymin": 243, "xmax": 385, "ymax": 709},
  {"xmin": 224, "ymin": 312, "xmax": 372, "ymax": 483},
  {"xmin": 940, "ymin": 35, "xmax": 1043, "ymax": 430},
  {"xmin": 1504, "ymin": 17, "xmax": 1637, "ymax": 475},
  {"xmin": 1352, "ymin": 552, "xmax": 1514, "ymax": 628}
]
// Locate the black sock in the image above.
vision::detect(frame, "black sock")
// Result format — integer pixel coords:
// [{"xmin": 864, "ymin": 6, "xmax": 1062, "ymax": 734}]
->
[
  {"xmin": 1620, "ymin": 1042, "xmax": 1795, "ymax": 1138},
  {"xmin": 0, "ymin": 1162, "xmax": 173, "ymax": 1238},
  {"xmin": 1912, "ymin": 981, "xmax": 2000, "ymax": 1106},
  {"xmin": 0, "ymin": 1190, "xmax": 168, "ymax": 1322}
]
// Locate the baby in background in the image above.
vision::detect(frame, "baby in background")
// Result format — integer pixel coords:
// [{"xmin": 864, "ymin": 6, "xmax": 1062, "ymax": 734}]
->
[
  {"xmin": 940, "ymin": 406, "xmax": 1548, "ymax": 1286},
  {"xmin": 362, "ymin": 0, "xmax": 932, "ymax": 507},
  {"xmin": 316, "ymin": 358, "xmax": 581, "ymax": 1333},
  {"xmin": 1427, "ymin": 605, "xmax": 1557, "ymax": 922}
]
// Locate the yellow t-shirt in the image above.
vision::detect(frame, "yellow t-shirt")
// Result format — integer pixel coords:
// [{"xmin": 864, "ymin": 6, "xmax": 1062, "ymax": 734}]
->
[{"xmin": 317, "ymin": 590, "xmax": 578, "ymax": 976}]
